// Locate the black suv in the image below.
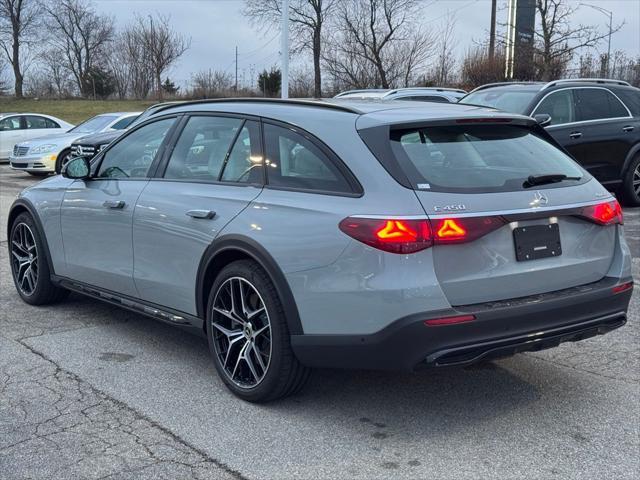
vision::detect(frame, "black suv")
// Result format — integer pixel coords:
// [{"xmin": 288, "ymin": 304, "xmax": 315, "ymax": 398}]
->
[
  {"xmin": 460, "ymin": 79, "xmax": 640, "ymax": 206},
  {"xmin": 68, "ymin": 102, "xmax": 184, "ymax": 168}
]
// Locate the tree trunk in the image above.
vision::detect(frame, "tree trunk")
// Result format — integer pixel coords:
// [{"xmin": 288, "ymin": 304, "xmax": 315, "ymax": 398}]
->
[
  {"xmin": 12, "ymin": 29, "xmax": 23, "ymax": 97},
  {"xmin": 156, "ymin": 70, "xmax": 163, "ymax": 100},
  {"xmin": 313, "ymin": 30, "xmax": 322, "ymax": 97}
]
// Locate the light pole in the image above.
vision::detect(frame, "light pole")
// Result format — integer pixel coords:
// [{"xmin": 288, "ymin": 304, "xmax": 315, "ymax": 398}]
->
[
  {"xmin": 580, "ymin": 3, "xmax": 613, "ymax": 77},
  {"xmin": 281, "ymin": 0, "xmax": 290, "ymax": 99}
]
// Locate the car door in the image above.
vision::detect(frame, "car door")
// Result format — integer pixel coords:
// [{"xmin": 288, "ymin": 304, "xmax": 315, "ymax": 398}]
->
[
  {"xmin": 60, "ymin": 117, "xmax": 178, "ymax": 296},
  {"xmin": 569, "ymin": 88, "xmax": 635, "ymax": 184},
  {"xmin": 0, "ymin": 115, "xmax": 24, "ymax": 158},
  {"xmin": 22, "ymin": 115, "xmax": 63, "ymax": 142},
  {"xmin": 531, "ymin": 88, "xmax": 583, "ymax": 159},
  {"xmin": 132, "ymin": 114, "xmax": 264, "ymax": 314}
]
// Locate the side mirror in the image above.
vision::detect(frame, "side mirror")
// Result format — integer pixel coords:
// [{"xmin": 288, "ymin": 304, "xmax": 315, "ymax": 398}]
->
[
  {"xmin": 62, "ymin": 156, "xmax": 91, "ymax": 179},
  {"xmin": 533, "ymin": 113, "xmax": 552, "ymax": 127}
]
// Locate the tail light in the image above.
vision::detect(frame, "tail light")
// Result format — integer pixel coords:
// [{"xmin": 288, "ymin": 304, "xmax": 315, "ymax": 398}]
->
[
  {"xmin": 339, "ymin": 216, "xmax": 506, "ymax": 254},
  {"xmin": 579, "ymin": 200, "xmax": 623, "ymax": 225}
]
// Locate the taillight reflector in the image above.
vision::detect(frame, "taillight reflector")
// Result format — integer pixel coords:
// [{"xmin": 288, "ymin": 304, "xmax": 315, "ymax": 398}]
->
[
  {"xmin": 338, "ymin": 218, "xmax": 432, "ymax": 254},
  {"xmin": 425, "ymin": 314, "xmax": 476, "ymax": 326},
  {"xmin": 612, "ymin": 281, "xmax": 634, "ymax": 294},
  {"xmin": 580, "ymin": 200, "xmax": 623, "ymax": 225}
]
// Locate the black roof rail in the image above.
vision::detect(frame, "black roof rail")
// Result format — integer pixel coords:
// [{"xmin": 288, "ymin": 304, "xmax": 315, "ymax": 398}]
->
[
  {"xmin": 469, "ymin": 82, "xmax": 544, "ymax": 93},
  {"xmin": 153, "ymin": 97, "xmax": 363, "ymax": 115},
  {"xmin": 541, "ymin": 78, "xmax": 632, "ymax": 90}
]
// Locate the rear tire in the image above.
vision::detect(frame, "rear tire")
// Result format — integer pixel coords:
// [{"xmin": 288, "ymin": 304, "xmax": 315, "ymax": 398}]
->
[
  {"xmin": 54, "ymin": 148, "xmax": 72, "ymax": 174},
  {"xmin": 27, "ymin": 172, "xmax": 49, "ymax": 177},
  {"xmin": 206, "ymin": 260, "xmax": 311, "ymax": 402},
  {"xmin": 9, "ymin": 213, "xmax": 69, "ymax": 305},
  {"xmin": 620, "ymin": 155, "xmax": 640, "ymax": 207}
]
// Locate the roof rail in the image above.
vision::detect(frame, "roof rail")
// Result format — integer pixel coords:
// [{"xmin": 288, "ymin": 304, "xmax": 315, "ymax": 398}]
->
[
  {"xmin": 385, "ymin": 87, "xmax": 467, "ymax": 95},
  {"xmin": 541, "ymin": 78, "xmax": 632, "ymax": 90},
  {"xmin": 469, "ymin": 82, "xmax": 543, "ymax": 93},
  {"xmin": 153, "ymin": 97, "xmax": 362, "ymax": 115},
  {"xmin": 334, "ymin": 89, "xmax": 389, "ymax": 97}
]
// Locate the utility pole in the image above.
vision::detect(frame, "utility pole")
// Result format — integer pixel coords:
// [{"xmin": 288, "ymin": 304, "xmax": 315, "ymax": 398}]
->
[
  {"xmin": 281, "ymin": 0, "xmax": 290, "ymax": 98},
  {"xmin": 234, "ymin": 46, "xmax": 238, "ymax": 92},
  {"xmin": 489, "ymin": 0, "xmax": 497, "ymax": 60}
]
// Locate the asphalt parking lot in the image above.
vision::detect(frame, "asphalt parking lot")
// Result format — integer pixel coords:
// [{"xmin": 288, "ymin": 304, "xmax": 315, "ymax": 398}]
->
[{"xmin": 1, "ymin": 164, "xmax": 639, "ymax": 480}]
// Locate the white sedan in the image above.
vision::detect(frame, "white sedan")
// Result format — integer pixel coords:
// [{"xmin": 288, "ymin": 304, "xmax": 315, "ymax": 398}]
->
[{"xmin": 0, "ymin": 113, "xmax": 74, "ymax": 163}]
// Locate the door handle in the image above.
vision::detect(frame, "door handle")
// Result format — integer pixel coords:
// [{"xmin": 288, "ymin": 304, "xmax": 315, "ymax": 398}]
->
[
  {"xmin": 623, "ymin": 125, "xmax": 634, "ymax": 132},
  {"xmin": 569, "ymin": 131, "xmax": 582, "ymax": 139},
  {"xmin": 186, "ymin": 209, "xmax": 216, "ymax": 219},
  {"xmin": 103, "ymin": 200, "xmax": 125, "ymax": 209}
]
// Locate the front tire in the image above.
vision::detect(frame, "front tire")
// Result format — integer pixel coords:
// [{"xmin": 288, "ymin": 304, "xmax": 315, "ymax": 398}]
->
[
  {"xmin": 54, "ymin": 148, "xmax": 72, "ymax": 174},
  {"xmin": 621, "ymin": 155, "xmax": 640, "ymax": 207},
  {"xmin": 206, "ymin": 260, "xmax": 310, "ymax": 402},
  {"xmin": 27, "ymin": 171, "xmax": 50, "ymax": 177},
  {"xmin": 9, "ymin": 213, "xmax": 69, "ymax": 305}
]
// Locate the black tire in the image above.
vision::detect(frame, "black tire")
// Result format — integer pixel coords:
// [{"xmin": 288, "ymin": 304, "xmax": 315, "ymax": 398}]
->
[
  {"xmin": 54, "ymin": 148, "xmax": 72, "ymax": 174},
  {"xmin": 27, "ymin": 171, "xmax": 50, "ymax": 177},
  {"xmin": 206, "ymin": 260, "xmax": 311, "ymax": 402},
  {"xmin": 9, "ymin": 212, "xmax": 69, "ymax": 305},
  {"xmin": 620, "ymin": 155, "xmax": 640, "ymax": 207}
]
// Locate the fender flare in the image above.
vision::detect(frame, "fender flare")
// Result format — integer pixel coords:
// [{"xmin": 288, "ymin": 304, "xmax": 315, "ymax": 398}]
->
[
  {"xmin": 621, "ymin": 143, "xmax": 640, "ymax": 178},
  {"xmin": 7, "ymin": 198, "xmax": 56, "ymax": 275},
  {"xmin": 195, "ymin": 234, "xmax": 304, "ymax": 335}
]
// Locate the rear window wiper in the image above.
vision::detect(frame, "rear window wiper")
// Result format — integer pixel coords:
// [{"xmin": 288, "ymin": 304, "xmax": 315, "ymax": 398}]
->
[{"xmin": 523, "ymin": 173, "xmax": 581, "ymax": 188}]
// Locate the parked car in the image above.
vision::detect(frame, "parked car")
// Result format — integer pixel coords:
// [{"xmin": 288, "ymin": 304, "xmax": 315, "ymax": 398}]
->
[
  {"xmin": 8, "ymin": 98, "xmax": 633, "ymax": 402},
  {"xmin": 335, "ymin": 87, "xmax": 467, "ymax": 103},
  {"xmin": 70, "ymin": 102, "xmax": 184, "ymax": 163},
  {"xmin": 0, "ymin": 113, "xmax": 74, "ymax": 163},
  {"xmin": 459, "ymin": 79, "xmax": 640, "ymax": 206},
  {"xmin": 9, "ymin": 112, "xmax": 141, "ymax": 175}
]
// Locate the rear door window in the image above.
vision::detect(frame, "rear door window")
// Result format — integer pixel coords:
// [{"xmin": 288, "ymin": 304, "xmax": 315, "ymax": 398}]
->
[
  {"xmin": 390, "ymin": 124, "xmax": 585, "ymax": 193},
  {"xmin": 263, "ymin": 123, "xmax": 353, "ymax": 194},
  {"xmin": 532, "ymin": 90, "xmax": 575, "ymax": 125},
  {"xmin": 24, "ymin": 115, "xmax": 60, "ymax": 129},
  {"xmin": 574, "ymin": 88, "xmax": 629, "ymax": 121}
]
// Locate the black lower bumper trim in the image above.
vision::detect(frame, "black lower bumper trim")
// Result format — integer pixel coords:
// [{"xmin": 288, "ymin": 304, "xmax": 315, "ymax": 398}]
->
[{"xmin": 291, "ymin": 277, "xmax": 633, "ymax": 371}]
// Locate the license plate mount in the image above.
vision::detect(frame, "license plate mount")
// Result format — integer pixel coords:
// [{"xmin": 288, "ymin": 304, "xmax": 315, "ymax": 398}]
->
[{"xmin": 513, "ymin": 224, "xmax": 562, "ymax": 262}]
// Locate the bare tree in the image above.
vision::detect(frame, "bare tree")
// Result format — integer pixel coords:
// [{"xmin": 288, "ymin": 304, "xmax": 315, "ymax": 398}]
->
[
  {"xmin": 119, "ymin": 27, "xmax": 154, "ymax": 99},
  {"xmin": 324, "ymin": 0, "xmax": 433, "ymax": 89},
  {"xmin": 534, "ymin": 0, "xmax": 622, "ymax": 80},
  {"xmin": 244, "ymin": 0, "xmax": 337, "ymax": 97},
  {"xmin": 431, "ymin": 12, "xmax": 458, "ymax": 86},
  {"xmin": 0, "ymin": 0, "xmax": 41, "ymax": 97},
  {"xmin": 188, "ymin": 69, "xmax": 234, "ymax": 98},
  {"xmin": 460, "ymin": 46, "xmax": 506, "ymax": 89},
  {"xmin": 41, "ymin": 48, "xmax": 72, "ymax": 97},
  {"xmin": 134, "ymin": 14, "xmax": 190, "ymax": 100},
  {"xmin": 45, "ymin": 0, "xmax": 114, "ymax": 97}
]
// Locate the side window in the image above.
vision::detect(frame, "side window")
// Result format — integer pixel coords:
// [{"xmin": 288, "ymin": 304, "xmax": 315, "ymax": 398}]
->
[
  {"xmin": 533, "ymin": 90, "xmax": 575, "ymax": 125},
  {"xmin": 110, "ymin": 116, "xmax": 137, "ymax": 130},
  {"xmin": 24, "ymin": 115, "xmax": 60, "ymax": 129},
  {"xmin": 0, "ymin": 116, "xmax": 21, "ymax": 131},
  {"xmin": 164, "ymin": 116, "xmax": 244, "ymax": 181},
  {"xmin": 263, "ymin": 123, "xmax": 353, "ymax": 193},
  {"xmin": 97, "ymin": 118, "xmax": 174, "ymax": 179},
  {"xmin": 575, "ymin": 89, "xmax": 629, "ymax": 122},
  {"xmin": 220, "ymin": 120, "xmax": 263, "ymax": 183}
]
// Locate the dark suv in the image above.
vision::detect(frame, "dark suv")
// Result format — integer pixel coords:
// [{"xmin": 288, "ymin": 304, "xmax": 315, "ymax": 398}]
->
[{"xmin": 460, "ymin": 79, "xmax": 640, "ymax": 206}]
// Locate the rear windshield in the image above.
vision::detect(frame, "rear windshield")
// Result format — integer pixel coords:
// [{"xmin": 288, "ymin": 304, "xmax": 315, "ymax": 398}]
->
[
  {"xmin": 459, "ymin": 90, "xmax": 538, "ymax": 113},
  {"xmin": 390, "ymin": 125, "xmax": 585, "ymax": 193}
]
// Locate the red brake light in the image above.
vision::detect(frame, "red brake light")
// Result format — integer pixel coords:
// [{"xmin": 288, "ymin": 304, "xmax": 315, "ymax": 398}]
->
[
  {"xmin": 338, "ymin": 218, "xmax": 432, "ymax": 254},
  {"xmin": 612, "ymin": 281, "xmax": 634, "ymax": 294},
  {"xmin": 436, "ymin": 219, "xmax": 466, "ymax": 239},
  {"xmin": 580, "ymin": 200, "xmax": 623, "ymax": 225},
  {"xmin": 432, "ymin": 216, "xmax": 506, "ymax": 244}
]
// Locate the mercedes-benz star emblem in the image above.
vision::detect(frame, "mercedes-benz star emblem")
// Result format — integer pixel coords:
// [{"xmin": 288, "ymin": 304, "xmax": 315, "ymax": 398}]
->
[{"xmin": 530, "ymin": 190, "xmax": 549, "ymax": 207}]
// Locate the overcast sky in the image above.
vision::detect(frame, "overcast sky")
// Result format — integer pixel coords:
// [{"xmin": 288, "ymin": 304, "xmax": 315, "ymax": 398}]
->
[{"xmin": 94, "ymin": 0, "xmax": 640, "ymax": 88}]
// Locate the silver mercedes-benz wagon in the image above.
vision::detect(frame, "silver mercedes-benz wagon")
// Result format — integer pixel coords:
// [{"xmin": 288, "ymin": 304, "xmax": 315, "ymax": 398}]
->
[{"xmin": 8, "ymin": 99, "xmax": 634, "ymax": 402}]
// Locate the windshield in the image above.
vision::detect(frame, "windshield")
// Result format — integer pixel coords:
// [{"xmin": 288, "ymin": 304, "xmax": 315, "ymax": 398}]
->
[
  {"xmin": 390, "ymin": 124, "xmax": 585, "ymax": 193},
  {"xmin": 70, "ymin": 115, "xmax": 118, "ymax": 134},
  {"xmin": 460, "ymin": 90, "xmax": 539, "ymax": 113}
]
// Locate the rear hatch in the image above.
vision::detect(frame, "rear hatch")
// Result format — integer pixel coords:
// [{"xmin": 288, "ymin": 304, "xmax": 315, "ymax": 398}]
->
[{"xmin": 359, "ymin": 113, "xmax": 620, "ymax": 305}]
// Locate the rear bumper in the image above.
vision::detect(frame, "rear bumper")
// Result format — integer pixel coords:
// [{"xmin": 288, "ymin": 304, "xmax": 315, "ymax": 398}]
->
[{"xmin": 291, "ymin": 276, "xmax": 633, "ymax": 370}]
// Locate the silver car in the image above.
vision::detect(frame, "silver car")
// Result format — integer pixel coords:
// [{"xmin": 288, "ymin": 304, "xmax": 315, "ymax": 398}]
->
[
  {"xmin": 334, "ymin": 87, "xmax": 467, "ymax": 103},
  {"xmin": 9, "ymin": 111, "xmax": 141, "ymax": 175},
  {"xmin": 8, "ymin": 99, "xmax": 634, "ymax": 402}
]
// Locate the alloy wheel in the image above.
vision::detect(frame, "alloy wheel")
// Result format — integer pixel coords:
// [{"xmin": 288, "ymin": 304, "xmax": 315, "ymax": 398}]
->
[
  {"xmin": 11, "ymin": 223, "xmax": 38, "ymax": 296},
  {"xmin": 60, "ymin": 153, "xmax": 72, "ymax": 171},
  {"xmin": 633, "ymin": 163, "xmax": 640, "ymax": 197},
  {"xmin": 211, "ymin": 277, "xmax": 272, "ymax": 388}
]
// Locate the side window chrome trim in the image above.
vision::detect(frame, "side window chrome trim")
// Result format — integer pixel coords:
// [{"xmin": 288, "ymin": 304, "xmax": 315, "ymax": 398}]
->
[{"xmin": 531, "ymin": 86, "xmax": 632, "ymax": 127}]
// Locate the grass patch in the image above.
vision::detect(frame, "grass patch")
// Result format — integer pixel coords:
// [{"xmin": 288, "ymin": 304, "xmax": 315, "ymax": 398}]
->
[{"xmin": 0, "ymin": 98, "xmax": 155, "ymax": 124}]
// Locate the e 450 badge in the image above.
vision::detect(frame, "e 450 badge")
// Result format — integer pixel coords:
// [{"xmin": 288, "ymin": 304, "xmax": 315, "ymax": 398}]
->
[{"xmin": 433, "ymin": 204, "xmax": 467, "ymax": 212}]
